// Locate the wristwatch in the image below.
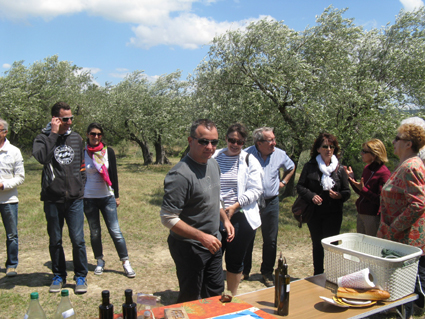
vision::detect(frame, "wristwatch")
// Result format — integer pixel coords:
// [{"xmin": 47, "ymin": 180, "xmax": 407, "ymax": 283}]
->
[{"xmin": 282, "ymin": 180, "xmax": 287, "ymax": 186}]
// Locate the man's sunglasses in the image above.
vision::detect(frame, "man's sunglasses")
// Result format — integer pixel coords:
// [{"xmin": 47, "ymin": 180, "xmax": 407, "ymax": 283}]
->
[
  {"xmin": 193, "ymin": 137, "xmax": 219, "ymax": 146},
  {"xmin": 227, "ymin": 137, "xmax": 244, "ymax": 145},
  {"xmin": 58, "ymin": 116, "xmax": 74, "ymax": 122},
  {"xmin": 89, "ymin": 132, "xmax": 102, "ymax": 137}
]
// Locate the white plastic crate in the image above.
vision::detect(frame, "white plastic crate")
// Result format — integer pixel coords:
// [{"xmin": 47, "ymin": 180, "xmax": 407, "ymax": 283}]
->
[{"xmin": 322, "ymin": 233, "xmax": 422, "ymax": 301}]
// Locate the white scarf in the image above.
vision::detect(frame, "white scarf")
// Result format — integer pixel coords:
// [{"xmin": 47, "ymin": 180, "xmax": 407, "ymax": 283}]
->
[{"xmin": 316, "ymin": 154, "xmax": 338, "ymax": 191}]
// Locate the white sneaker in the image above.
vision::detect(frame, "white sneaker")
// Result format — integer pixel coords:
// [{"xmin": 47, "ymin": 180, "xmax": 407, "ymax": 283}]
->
[
  {"xmin": 94, "ymin": 259, "xmax": 105, "ymax": 275},
  {"xmin": 123, "ymin": 260, "xmax": 136, "ymax": 278}
]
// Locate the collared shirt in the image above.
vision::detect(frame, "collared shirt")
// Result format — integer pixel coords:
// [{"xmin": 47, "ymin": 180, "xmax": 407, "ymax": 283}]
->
[
  {"xmin": 245, "ymin": 145, "xmax": 294, "ymax": 199},
  {"xmin": 0, "ymin": 138, "xmax": 25, "ymax": 203}
]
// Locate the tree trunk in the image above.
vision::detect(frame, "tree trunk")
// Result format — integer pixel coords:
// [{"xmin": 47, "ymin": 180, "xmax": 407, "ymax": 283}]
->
[
  {"xmin": 154, "ymin": 139, "xmax": 170, "ymax": 164},
  {"xmin": 129, "ymin": 133, "xmax": 153, "ymax": 165},
  {"xmin": 180, "ymin": 145, "xmax": 190, "ymax": 160}
]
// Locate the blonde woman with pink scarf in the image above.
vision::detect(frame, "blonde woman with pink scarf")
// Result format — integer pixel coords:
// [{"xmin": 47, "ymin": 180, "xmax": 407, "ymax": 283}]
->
[{"xmin": 84, "ymin": 123, "xmax": 135, "ymax": 278}]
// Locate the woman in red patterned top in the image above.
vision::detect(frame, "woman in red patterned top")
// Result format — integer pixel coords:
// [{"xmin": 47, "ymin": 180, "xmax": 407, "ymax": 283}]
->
[{"xmin": 377, "ymin": 123, "xmax": 425, "ymax": 318}]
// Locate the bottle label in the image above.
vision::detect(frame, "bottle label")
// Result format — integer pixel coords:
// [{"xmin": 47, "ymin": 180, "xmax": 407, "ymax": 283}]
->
[
  {"xmin": 286, "ymin": 284, "xmax": 290, "ymax": 292},
  {"xmin": 62, "ymin": 308, "xmax": 75, "ymax": 318}
]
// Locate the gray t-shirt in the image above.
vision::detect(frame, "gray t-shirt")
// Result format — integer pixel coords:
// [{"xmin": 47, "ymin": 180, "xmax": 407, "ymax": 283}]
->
[{"xmin": 162, "ymin": 155, "xmax": 222, "ymax": 248}]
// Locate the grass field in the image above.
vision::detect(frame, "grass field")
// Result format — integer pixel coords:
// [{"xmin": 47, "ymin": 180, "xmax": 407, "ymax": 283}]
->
[{"xmin": 0, "ymin": 148, "xmax": 422, "ymax": 318}]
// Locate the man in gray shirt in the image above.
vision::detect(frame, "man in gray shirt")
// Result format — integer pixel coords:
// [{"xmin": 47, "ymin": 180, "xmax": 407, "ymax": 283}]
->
[{"xmin": 160, "ymin": 119, "xmax": 234, "ymax": 303}]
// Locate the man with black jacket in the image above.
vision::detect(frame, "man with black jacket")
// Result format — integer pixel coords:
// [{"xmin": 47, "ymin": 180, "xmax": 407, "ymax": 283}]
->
[{"xmin": 33, "ymin": 102, "xmax": 89, "ymax": 294}]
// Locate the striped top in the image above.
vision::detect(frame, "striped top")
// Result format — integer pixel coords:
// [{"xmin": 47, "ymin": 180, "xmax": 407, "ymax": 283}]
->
[{"xmin": 216, "ymin": 152, "xmax": 249, "ymax": 208}]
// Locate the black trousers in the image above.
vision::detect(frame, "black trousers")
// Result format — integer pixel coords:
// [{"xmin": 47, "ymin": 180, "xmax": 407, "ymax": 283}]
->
[
  {"xmin": 168, "ymin": 235, "xmax": 224, "ymax": 303},
  {"xmin": 307, "ymin": 211, "xmax": 342, "ymax": 275}
]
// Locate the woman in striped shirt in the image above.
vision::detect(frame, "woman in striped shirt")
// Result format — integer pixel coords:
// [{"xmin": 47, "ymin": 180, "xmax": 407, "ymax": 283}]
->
[{"xmin": 213, "ymin": 123, "xmax": 263, "ymax": 295}]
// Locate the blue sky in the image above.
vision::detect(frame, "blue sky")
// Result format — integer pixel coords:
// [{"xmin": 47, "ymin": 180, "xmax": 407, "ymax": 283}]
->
[{"xmin": 0, "ymin": 0, "xmax": 423, "ymax": 86}]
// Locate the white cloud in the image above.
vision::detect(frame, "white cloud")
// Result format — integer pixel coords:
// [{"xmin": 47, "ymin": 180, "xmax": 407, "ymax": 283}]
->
[
  {"xmin": 130, "ymin": 14, "xmax": 271, "ymax": 49},
  {"xmin": 110, "ymin": 72, "xmax": 130, "ymax": 79},
  {"xmin": 0, "ymin": 0, "xmax": 271, "ymax": 49},
  {"xmin": 400, "ymin": 0, "xmax": 424, "ymax": 11},
  {"xmin": 81, "ymin": 67, "xmax": 101, "ymax": 74},
  {"xmin": 2, "ymin": 63, "xmax": 11, "ymax": 69},
  {"xmin": 145, "ymin": 74, "xmax": 160, "ymax": 82},
  {"xmin": 0, "ymin": 0, "xmax": 194, "ymax": 22}
]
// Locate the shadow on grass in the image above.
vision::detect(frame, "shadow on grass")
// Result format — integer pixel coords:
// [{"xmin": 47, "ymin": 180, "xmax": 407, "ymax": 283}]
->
[
  {"xmin": 149, "ymin": 187, "xmax": 165, "ymax": 206},
  {"xmin": 0, "ymin": 271, "xmax": 52, "ymax": 289}
]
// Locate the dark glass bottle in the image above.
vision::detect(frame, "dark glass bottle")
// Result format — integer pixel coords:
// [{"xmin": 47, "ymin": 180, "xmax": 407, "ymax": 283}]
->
[
  {"xmin": 99, "ymin": 290, "xmax": 114, "ymax": 319},
  {"xmin": 122, "ymin": 289, "xmax": 137, "ymax": 319},
  {"xmin": 274, "ymin": 252, "xmax": 284, "ymax": 307},
  {"xmin": 277, "ymin": 257, "xmax": 290, "ymax": 316}
]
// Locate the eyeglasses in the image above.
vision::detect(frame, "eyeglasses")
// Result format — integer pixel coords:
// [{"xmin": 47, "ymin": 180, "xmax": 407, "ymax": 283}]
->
[
  {"xmin": 58, "ymin": 116, "xmax": 74, "ymax": 122},
  {"xmin": 0, "ymin": 129, "xmax": 6, "ymax": 132},
  {"xmin": 227, "ymin": 137, "xmax": 244, "ymax": 145},
  {"xmin": 394, "ymin": 136, "xmax": 409, "ymax": 142},
  {"xmin": 89, "ymin": 132, "xmax": 102, "ymax": 137},
  {"xmin": 361, "ymin": 150, "xmax": 372, "ymax": 154},
  {"xmin": 321, "ymin": 145, "xmax": 335, "ymax": 149},
  {"xmin": 192, "ymin": 137, "xmax": 219, "ymax": 146},
  {"xmin": 261, "ymin": 139, "xmax": 276, "ymax": 144}
]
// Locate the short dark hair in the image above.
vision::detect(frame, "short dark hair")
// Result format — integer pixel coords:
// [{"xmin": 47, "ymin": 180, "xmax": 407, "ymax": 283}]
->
[
  {"xmin": 86, "ymin": 122, "xmax": 104, "ymax": 135},
  {"xmin": 189, "ymin": 119, "xmax": 216, "ymax": 138},
  {"xmin": 310, "ymin": 132, "xmax": 340, "ymax": 159},
  {"xmin": 51, "ymin": 102, "xmax": 71, "ymax": 117},
  {"xmin": 226, "ymin": 123, "xmax": 248, "ymax": 140}
]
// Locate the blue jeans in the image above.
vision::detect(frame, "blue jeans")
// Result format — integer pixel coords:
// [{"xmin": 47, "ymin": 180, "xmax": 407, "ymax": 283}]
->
[
  {"xmin": 0, "ymin": 203, "xmax": 18, "ymax": 269},
  {"xmin": 44, "ymin": 199, "xmax": 88, "ymax": 279},
  {"xmin": 244, "ymin": 196, "xmax": 279, "ymax": 276},
  {"xmin": 84, "ymin": 196, "xmax": 128, "ymax": 261}
]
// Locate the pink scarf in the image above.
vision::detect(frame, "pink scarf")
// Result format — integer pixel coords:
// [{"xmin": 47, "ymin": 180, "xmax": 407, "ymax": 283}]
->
[{"xmin": 86, "ymin": 142, "xmax": 113, "ymax": 189}]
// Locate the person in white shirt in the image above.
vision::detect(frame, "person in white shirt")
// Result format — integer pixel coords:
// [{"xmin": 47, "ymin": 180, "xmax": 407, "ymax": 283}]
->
[
  {"xmin": 0, "ymin": 118, "xmax": 25, "ymax": 277},
  {"xmin": 212, "ymin": 123, "xmax": 263, "ymax": 295},
  {"xmin": 84, "ymin": 122, "xmax": 135, "ymax": 278}
]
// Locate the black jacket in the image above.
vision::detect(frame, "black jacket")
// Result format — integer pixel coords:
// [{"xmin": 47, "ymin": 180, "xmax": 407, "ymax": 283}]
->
[
  {"xmin": 33, "ymin": 131, "xmax": 86, "ymax": 202},
  {"xmin": 296, "ymin": 158, "xmax": 350, "ymax": 214}
]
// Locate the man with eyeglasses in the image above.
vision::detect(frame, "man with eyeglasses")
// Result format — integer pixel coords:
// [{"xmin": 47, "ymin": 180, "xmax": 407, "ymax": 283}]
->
[
  {"xmin": 243, "ymin": 127, "xmax": 295, "ymax": 287},
  {"xmin": 160, "ymin": 119, "xmax": 234, "ymax": 303},
  {"xmin": 33, "ymin": 101, "xmax": 89, "ymax": 294},
  {"xmin": 0, "ymin": 118, "xmax": 25, "ymax": 277}
]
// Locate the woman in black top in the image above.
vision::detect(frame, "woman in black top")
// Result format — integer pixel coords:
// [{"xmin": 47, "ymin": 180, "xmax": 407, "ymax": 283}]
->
[{"xmin": 296, "ymin": 133, "xmax": 350, "ymax": 275}]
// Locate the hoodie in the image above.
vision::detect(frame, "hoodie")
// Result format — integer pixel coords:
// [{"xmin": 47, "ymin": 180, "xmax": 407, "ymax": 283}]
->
[{"xmin": 32, "ymin": 122, "xmax": 86, "ymax": 202}]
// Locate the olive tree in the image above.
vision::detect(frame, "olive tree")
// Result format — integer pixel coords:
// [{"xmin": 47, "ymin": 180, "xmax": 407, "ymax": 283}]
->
[
  {"xmin": 0, "ymin": 55, "xmax": 93, "ymax": 149},
  {"xmin": 192, "ymin": 6, "xmax": 425, "ymax": 180}
]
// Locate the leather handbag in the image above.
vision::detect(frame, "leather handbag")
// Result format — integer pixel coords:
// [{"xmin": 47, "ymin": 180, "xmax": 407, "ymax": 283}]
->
[{"xmin": 291, "ymin": 196, "xmax": 314, "ymax": 228}]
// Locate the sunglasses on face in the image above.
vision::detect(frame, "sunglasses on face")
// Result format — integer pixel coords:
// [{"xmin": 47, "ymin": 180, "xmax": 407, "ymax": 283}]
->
[
  {"xmin": 261, "ymin": 139, "xmax": 276, "ymax": 144},
  {"xmin": 394, "ymin": 136, "xmax": 409, "ymax": 142},
  {"xmin": 361, "ymin": 149, "xmax": 371, "ymax": 154},
  {"xmin": 227, "ymin": 137, "xmax": 244, "ymax": 145},
  {"xmin": 321, "ymin": 145, "xmax": 335, "ymax": 149},
  {"xmin": 58, "ymin": 116, "xmax": 74, "ymax": 122},
  {"xmin": 193, "ymin": 137, "xmax": 219, "ymax": 146},
  {"xmin": 89, "ymin": 132, "xmax": 102, "ymax": 137}
]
